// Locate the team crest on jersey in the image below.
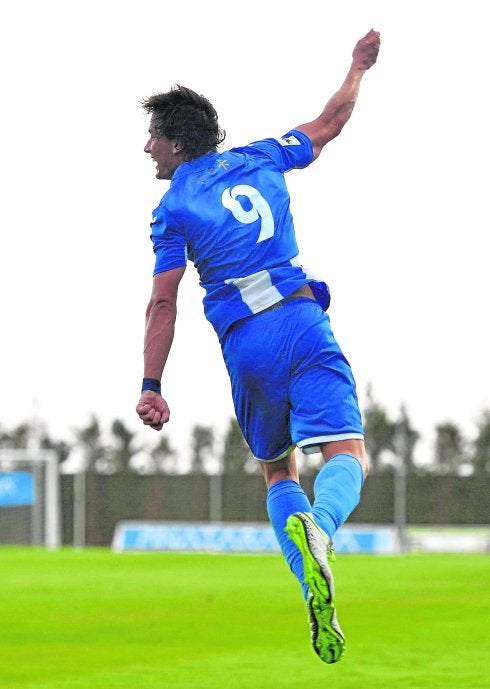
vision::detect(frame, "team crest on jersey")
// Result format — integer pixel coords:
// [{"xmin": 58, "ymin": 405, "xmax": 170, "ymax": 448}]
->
[{"xmin": 280, "ymin": 135, "xmax": 301, "ymax": 146}]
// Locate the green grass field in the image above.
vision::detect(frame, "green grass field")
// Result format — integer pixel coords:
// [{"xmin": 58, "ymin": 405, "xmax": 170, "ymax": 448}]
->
[{"xmin": 0, "ymin": 548, "xmax": 488, "ymax": 689}]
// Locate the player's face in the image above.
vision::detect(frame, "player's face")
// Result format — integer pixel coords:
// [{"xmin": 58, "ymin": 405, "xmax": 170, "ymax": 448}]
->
[{"xmin": 144, "ymin": 118, "xmax": 180, "ymax": 180}]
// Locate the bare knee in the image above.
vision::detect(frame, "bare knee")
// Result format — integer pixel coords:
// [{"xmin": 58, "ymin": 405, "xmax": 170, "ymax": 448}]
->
[
  {"xmin": 320, "ymin": 438, "xmax": 369, "ymax": 477},
  {"xmin": 261, "ymin": 452, "xmax": 299, "ymax": 489}
]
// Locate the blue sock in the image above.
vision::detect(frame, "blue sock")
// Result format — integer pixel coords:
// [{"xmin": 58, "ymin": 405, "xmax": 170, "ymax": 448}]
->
[
  {"xmin": 266, "ymin": 479, "xmax": 311, "ymax": 599},
  {"xmin": 312, "ymin": 454, "xmax": 364, "ymax": 539}
]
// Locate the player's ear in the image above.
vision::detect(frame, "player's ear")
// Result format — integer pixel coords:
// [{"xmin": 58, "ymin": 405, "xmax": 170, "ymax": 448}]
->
[{"xmin": 172, "ymin": 141, "xmax": 184, "ymax": 155}]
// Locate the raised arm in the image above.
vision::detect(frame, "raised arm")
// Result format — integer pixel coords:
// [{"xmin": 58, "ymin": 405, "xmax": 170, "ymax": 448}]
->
[
  {"xmin": 136, "ymin": 266, "xmax": 186, "ymax": 430},
  {"xmin": 295, "ymin": 29, "xmax": 380, "ymax": 160}
]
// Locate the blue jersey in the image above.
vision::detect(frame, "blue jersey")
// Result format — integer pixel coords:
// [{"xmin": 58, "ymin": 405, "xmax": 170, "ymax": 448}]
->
[{"xmin": 150, "ymin": 129, "xmax": 330, "ymax": 339}]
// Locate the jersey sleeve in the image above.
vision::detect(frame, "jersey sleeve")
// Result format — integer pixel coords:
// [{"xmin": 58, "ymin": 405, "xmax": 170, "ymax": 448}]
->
[
  {"xmin": 150, "ymin": 210, "xmax": 187, "ymax": 276},
  {"xmin": 245, "ymin": 129, "xmax": 313, "ymax": 172}
]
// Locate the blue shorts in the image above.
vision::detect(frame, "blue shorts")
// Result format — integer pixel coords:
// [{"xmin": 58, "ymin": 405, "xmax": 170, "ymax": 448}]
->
[{"xmin": 221, "ymin": 297, "xmax": 364, "ymax": 461}]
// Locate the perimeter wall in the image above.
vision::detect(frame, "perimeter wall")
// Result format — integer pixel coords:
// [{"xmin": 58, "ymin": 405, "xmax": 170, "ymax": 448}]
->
[{"xmin": 60, "ymin": 473, "xmax": 490, "ymax": 546}]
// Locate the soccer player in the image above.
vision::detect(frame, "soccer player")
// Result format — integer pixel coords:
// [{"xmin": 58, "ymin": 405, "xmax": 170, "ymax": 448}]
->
[{"xmin": 136, "ymin": 29, "xmax": 380, "ymax": 664}]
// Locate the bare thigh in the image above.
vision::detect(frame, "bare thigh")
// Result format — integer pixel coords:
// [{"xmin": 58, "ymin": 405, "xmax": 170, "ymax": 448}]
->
[
  {"xmin": 320, "ymin": 438, "xmax": 368, "ymax": 477},
  {"xmin": 261, "ymin": 451, "xmax": 299, "ymax": 488},
  {"xmin": 260, "ymin": 438, "xmax": 368, "ymax": 490}
]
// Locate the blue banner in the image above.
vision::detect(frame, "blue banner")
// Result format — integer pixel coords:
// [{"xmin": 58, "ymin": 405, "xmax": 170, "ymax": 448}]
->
[
  {"xmin": 0, "ymin": 472, "xmax": 35, "ymax": 507},
  {"xmin": 112, "ymin": 521, "xmax": 400, "ymax": 554},
  {"xmin": 117, "ymin": 523, "xmax": 280, "ymax": 553}
]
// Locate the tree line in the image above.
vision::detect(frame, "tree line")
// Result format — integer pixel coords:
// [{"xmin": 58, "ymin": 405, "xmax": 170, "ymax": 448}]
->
[{"xmin": 1, "ymin": 385, "xmax": 489, "ymax": 476}]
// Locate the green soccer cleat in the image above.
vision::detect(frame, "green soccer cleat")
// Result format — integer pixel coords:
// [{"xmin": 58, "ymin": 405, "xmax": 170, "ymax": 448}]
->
[{"xmin": 285, "ymin": 511, "xmax": 345, "ymax": 664}]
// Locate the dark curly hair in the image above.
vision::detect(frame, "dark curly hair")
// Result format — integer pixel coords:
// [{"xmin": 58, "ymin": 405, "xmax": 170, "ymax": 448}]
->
[{"xmin": 142, "ymin": 85, "xmax": 226, "ymax": 161}]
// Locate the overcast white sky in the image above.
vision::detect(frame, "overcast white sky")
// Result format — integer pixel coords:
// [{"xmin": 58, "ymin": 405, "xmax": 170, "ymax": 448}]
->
[{"xmin": 1, "ymin": 0, "xmax": 488, "ymax": 464}]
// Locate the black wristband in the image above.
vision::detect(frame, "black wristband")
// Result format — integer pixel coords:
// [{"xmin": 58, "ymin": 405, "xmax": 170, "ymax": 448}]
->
[{"xmin": 141, "ymin": 378, "xmax": 161, "ymax": 394}]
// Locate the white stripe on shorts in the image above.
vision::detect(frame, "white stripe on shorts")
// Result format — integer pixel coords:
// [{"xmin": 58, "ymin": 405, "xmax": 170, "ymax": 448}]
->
[{"xmin": 298, "ymin": 433, "xmax": 364, "ymax": 455}]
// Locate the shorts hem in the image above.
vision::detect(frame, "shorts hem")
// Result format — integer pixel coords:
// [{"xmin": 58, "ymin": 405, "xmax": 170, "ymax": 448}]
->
[
  {"xmin": 254, "ymin": 443, "xmax": 296, "ymax": 463},
  {"xmin": 298, "ymin": 433, "xmax": 364, "ymax": 455}
]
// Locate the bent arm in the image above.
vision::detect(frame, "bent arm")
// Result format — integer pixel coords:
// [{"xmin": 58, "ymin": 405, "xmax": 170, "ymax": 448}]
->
[
  {"xmin": 143, "ymin": 266, "xmax": 186, "ymax": 380},
  {"xmin": 136, "ymin": 266, "xmax": 186, "ymax": 431},
  {"xmin": 296, "ymin": 29, "xmax": 380, "ymax": 160}
]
